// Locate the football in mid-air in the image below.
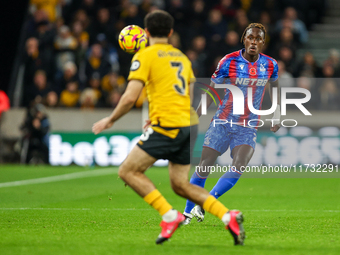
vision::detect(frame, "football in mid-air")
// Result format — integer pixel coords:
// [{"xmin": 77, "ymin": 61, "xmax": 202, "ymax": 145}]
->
[{"xmin": 118, "ymin": 25, "xmax": 148, "ymax": 54}]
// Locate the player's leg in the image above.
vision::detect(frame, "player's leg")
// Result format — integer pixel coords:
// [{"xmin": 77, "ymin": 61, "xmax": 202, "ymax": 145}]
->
[
  {"xmin": 184, "ymin": 123, "xmax": 229, "ymax": 221},
  {"xmin": 126, "ymin": 126, "xmax": 202, "ymax": 244},
  {"xmin": 169, "ymin": 162, "xmax": 210, "ymax": 206},
  {"xmin": 119, "ymin": 145, "xmax": 181, "ymax": 244},
  {"xmin": 183, "ymin": 147, "xmax": 219, "ymax": 220},
  {"xmin": 118, "ymin": 145, "xmax": 157, "ymax": 196},
  {"xmin": 209, "ymin": 126, "xmax": 257, "ymax": 199},
  {"xmin": 209, "ymin": 145, "xmax": 254, "ymax": 198},
  {"xmin": 169, "ymin": 161, "xmax": 245, "ymax": 245},
  {"xmin": 232, "ymin": 145, "xmax": 254, "ymax": 171}
]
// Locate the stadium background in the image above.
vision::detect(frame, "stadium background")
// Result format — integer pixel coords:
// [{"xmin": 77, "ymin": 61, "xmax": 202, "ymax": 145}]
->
[
  {"xmin": 0, "ymin": 1, "xmax": 339, "ymax": 255},
  {"xmin": 0, "ymin": 0, "xmax": 339, "ymax": 167}
]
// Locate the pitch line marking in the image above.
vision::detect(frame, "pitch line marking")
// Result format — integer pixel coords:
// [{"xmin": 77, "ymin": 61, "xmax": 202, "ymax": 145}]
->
[{"xmin": 0, "ymin": 168, "xmax": 118, "ymax": 188}]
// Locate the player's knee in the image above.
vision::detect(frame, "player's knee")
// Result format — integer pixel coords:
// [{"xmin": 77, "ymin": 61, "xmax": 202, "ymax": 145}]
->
[
  {"xmin": 118, "ymin": 165, "xmax": 129, "ymax": 181},
  {"xmin": 118, "ymin": 167, "xmax": 125, "ymax": 180},
  {"xmin": 200, "ymin": 158, "xmax": 215, "ymax": 168},
  {"xmin": 170, "ymin": 180, "xmax": 187, "ymax": 196},
  {"xmin": 196, "ymin": 166, "xmax": 210, "ymax": 178},
  {"xmin": 200, "ymin": 148, "xmax": 219, "ymax": 166},
  {"xmin": 233, "ymin": 159, "xmax": 247, "ymax": 171}
]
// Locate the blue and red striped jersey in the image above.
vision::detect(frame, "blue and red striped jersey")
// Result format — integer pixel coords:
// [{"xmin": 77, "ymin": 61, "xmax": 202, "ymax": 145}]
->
[{"xmin": 211, "ymin": 49, "xmax": 278, "ymax": 129}]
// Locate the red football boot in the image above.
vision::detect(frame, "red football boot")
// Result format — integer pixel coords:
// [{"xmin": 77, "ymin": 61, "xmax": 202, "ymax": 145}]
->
[
  {"xmin": 156, "ymin": 211, "xmax": 185, "ymax": 244},
  {"xmin": 226, "ymin": 210, "xmax": 246, "ymax": 245}
]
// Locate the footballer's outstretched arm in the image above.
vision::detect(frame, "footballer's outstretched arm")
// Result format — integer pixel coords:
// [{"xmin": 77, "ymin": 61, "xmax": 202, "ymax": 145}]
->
[
  {"xmin": 196, "ymin": 81, "xmax": 216, "ymax": 117},
  {"xmin": 92, "ymin": 80, "xmax": 144, "ymax": 134},
  {"xmin": 269, "ymin": 79, "xmax": 281, "ymax": 133}
]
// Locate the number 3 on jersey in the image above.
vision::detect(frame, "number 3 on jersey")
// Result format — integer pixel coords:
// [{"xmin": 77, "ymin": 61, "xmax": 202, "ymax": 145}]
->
[
  {"xmin": 140, "ymin": 127, "xmax": 154, "ymax": 141},
  {"xmin": 171, "ymin": 62, "xmax": 186, "ymax": 95}
]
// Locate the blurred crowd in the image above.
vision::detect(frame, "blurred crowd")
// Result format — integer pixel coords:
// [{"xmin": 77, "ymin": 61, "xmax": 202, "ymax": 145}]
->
[{"xmin": 20, "ymin": 0, "xmax": 340, "ymax": 110}]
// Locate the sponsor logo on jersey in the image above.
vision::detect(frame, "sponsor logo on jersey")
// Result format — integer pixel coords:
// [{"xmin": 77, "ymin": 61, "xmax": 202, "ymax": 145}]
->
[{"xmin": 235, "ymin": 78, "xmax": 268, "ymax": 86}]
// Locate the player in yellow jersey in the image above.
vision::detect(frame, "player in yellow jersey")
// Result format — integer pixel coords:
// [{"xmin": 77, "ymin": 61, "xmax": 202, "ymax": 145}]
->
[{"xmin": 92, "ymin": 10, "xmax": 245, "ymax": 245}]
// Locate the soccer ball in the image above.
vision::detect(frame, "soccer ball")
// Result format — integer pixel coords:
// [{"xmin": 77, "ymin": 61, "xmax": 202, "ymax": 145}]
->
[{"xmin": 118, "ymin": 25, "xmax": 148, "ymax": 54}]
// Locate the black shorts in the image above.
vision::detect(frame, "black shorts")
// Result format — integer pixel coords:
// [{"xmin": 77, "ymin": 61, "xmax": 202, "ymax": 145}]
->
[{"xmin": 137, "ymin": 125, "xmax": 198, "ymax": 165}]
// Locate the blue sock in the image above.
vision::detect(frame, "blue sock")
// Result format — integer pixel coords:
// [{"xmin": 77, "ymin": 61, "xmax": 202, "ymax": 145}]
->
[
  {"xmin": 209, "ymin": 169, "xmax": 242, "ymax": 199},
  {"xmin": 184, "ymin": 171, "xmax": 207, "ymax": 214}
]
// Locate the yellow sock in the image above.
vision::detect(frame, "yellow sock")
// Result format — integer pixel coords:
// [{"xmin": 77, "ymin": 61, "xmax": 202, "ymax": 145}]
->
[
  {"xmin": 203, "ymin": 195, "xmax": 229, "ymax": 220},
  {"xmin": 143, "ymin": 189, "xmax": 172, "ymax": 216}
]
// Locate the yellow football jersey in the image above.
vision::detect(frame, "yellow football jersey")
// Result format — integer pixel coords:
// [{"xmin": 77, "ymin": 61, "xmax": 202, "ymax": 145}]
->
[{"xmin": 128, "ymin": 43, "xmax": 198, "ymax": 128}]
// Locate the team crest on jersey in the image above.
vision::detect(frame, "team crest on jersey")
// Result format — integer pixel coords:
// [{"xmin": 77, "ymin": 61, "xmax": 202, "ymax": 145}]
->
[
  {"xmin": 249, "ymin": 67, "xmax": 257, "ymax": 76},
  {"xmin": 260, "ymin": 64, "xmax": 266, "ymax": 72}
]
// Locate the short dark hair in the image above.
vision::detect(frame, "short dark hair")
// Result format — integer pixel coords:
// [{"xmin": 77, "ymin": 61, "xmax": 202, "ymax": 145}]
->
[
  {"xmin": 241, "ymin": 23, "xmax": 266, "ymax": 43},
  {"xmin": 144, "ymin": 10, "xmax": 174, "ymax": 37}
]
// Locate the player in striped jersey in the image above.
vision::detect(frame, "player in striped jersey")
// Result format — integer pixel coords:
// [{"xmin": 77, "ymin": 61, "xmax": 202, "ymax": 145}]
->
[{"xmin": 183, "ymin": 23, "xmax": 281, "ymax": 224}]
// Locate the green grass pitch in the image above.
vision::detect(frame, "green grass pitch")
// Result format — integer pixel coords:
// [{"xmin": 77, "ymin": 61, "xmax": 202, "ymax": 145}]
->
[{"xmin": 0, "ymin": 165, "xmax": 339, "ymax": 255}]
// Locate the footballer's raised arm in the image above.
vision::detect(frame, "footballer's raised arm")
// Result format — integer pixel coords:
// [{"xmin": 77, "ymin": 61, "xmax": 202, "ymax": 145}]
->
[{"xmin": 92, "ymin": 80, "xmax": 144, "ymax": 135}]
